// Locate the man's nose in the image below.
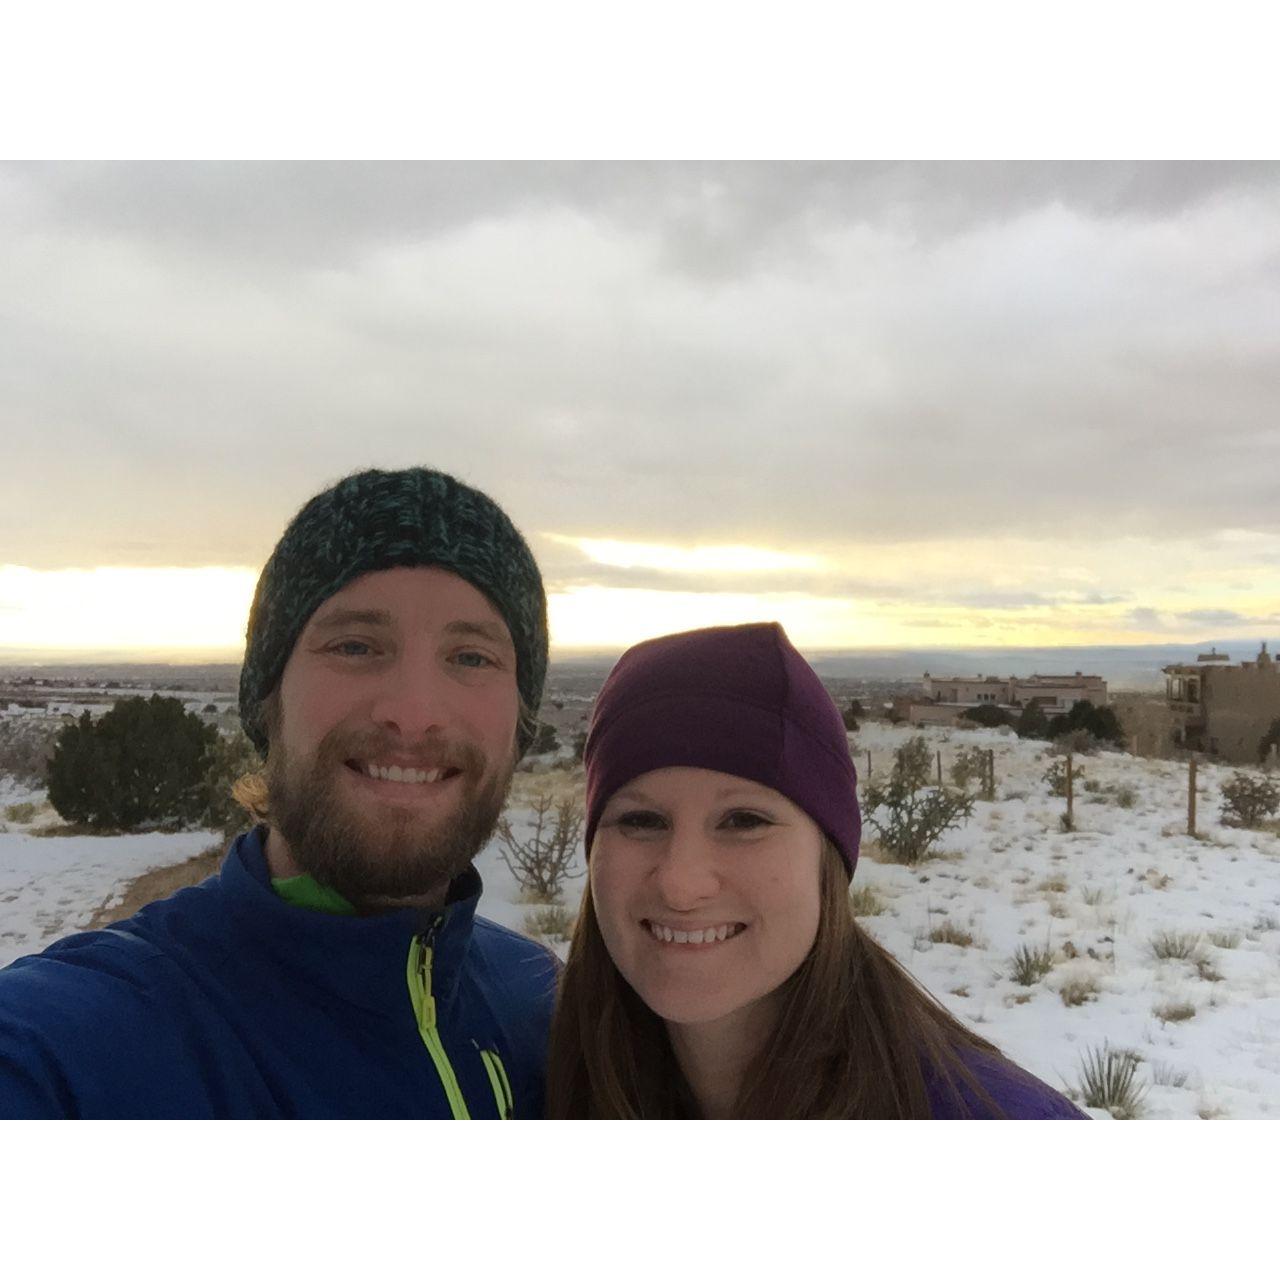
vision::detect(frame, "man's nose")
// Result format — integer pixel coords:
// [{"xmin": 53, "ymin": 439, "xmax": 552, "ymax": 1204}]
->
[
  {"xmin": 653, "ymin": 827, "xmax": 719, "ymax": 909},
  {"xmin": 368, "ymin": 660, "xmax": 453, "ymax": 741}
]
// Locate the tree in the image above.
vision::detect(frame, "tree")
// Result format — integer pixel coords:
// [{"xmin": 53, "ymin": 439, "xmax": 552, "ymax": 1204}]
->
[
  {"xmin": 1219, "ymin": 772, "xmax": 1280, "ymax": 829},
  {"xmin": 842, "ymin": 699, "xmax": 863, "ymax": 732},
  {"xmin": 528, "ymin": 722, "xmax": 559, "ymax": 756},
  {"xmin": 1258, "ymin": 718, "xmax": 1280, "ymax": 765},
  {"xmin": 1015, "ymin": 702, "xmax": 1050, "ymax": 740},
  {"xmin": 46, "ymin": 695, "xmax": 218, "ymax": 831},
  {"xmin": 960, "ymin": 704, "xmax": 1013, "ymax": 728},
  {"xmin": 1047, "ymin": 700, "xmax": 1125, "ymax": 748},
  {"xmin": 200, "ymin": 727, "xmax": 263, "ymax": 836}
]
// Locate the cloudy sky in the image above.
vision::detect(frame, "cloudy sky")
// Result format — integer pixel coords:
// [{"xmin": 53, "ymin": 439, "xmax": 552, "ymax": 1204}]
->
[{"xmin": 2, "ymin": 161, "xmax": 1278, "ymax": 659}]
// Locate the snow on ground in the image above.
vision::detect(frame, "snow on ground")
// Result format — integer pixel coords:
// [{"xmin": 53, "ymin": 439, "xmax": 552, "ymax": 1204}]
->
[
  {"xmin": 0, "ymin": 779, "xmax": 218, "ymax": 968},
  {"xmin": 4, "ymin": 725, "xmax": 1280, "ymax": 1118}
]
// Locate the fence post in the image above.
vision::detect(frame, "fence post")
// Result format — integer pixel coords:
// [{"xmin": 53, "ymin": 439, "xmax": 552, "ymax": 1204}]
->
[
  {"xmin": 986, "ymin": 749, "xmax": 995, "ymax": 802},
  {"xmin": 1188, "ymin": 754, "xmax": 1197, "ymax": 838},
  {"xmin": 866, "ymin": 749, "xmax": 872, "ymax": 780},
  {"xmin": 936, "ymin": 749, "xmax": 943, "ymax": 786},
  {"xmin": 1066, "ymin": 753, "xmax": 1074, "ymax": 828}
]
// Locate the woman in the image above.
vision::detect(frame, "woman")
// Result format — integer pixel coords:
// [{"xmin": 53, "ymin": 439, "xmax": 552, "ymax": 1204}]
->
[{"xmin": 546, "ymin": 622, "xmax": 1085, "ymax": 1119}]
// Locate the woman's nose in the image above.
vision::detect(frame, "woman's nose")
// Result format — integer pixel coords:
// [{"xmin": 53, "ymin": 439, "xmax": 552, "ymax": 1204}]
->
[{"xmin": 652, "ymin": 829, "xmax": 719, "ymax": 908}]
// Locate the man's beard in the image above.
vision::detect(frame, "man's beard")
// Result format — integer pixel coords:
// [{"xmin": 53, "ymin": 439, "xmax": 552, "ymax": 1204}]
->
[{"xmin": 266, "ymin": 725, "xmax": 514, "ymax": 912}]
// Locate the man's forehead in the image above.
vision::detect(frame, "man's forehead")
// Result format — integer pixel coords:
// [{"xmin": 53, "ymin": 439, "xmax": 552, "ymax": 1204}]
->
[{"xmin": 306, "ymin": 566, "xmax": 512, "ymax": 640}]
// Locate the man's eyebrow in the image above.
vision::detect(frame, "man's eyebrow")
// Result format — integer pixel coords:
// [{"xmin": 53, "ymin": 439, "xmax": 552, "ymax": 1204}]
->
[
  {"xmin": 444, "ymin": 619, "xmax": 514, "ymax": 648},
  {"xmin": 308, "ymin": 608, "xmax": 394, "ymax": 633}
]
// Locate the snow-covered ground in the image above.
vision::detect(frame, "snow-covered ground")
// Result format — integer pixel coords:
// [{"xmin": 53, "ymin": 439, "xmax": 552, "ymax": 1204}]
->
[{"xmin": 5, "ymin": 724, "xmax": 1280, "ymax": 1118}]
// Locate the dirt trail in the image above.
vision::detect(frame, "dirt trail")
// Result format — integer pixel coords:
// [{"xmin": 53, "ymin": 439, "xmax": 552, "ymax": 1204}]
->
[{"xmin": 87, "ymin": 843, "xmax": 224, "ymax": 929}]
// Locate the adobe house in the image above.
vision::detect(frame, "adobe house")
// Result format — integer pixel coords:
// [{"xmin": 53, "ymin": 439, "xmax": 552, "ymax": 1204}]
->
[
  {"xmin": 904, "ymin": 671, "xmax": 1108, "ymax": 727},
  {"xmin": 1163, "ymin": 643, "xmax": 1280, "ymax": 763}
]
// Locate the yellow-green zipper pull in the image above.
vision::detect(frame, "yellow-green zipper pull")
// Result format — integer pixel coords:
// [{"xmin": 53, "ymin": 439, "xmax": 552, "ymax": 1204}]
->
[{"xmin": 407, "ymin": 922, "xmax": 471, "ymax": 1120}]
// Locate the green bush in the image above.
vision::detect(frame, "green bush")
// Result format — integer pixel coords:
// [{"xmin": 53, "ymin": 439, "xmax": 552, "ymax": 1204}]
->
[
  {"xmin": 1219, "ymin": 772, "xmax": 1280, "ymax": 829},
  {"xmin": 949, "ymin": 746, "xmax": 988, "ymax": 791},
  {"xmin": 1047, "ymin": 700, "xmax": 1126, "ymax": 747},
  {"xmin": 1014, "ymin": 702, "xmax": 1050, "ymax": 740},
  {"xmin": 200, "ymin": 727, "xmax": 263, "ymax": 835},
  {"xmin": 528, "ymin": 722, "xmax": 560, "ymax": 756},
  {"xmin": 960, "ymin": 704, "xmax": 1013, "ymax": 728},
  {"xmin": 1042, "ymin": 758, "xmax": 1083, "ymax": 797},
  {"xmin": 46, "ymin": 696, "xmax": 218, "ymax": 832}
]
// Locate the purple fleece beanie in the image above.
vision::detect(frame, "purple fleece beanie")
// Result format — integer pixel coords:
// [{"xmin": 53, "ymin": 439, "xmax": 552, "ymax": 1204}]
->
[{"xmin": 583, "ymin": 622, "xmax": 861, "ymax": 878}]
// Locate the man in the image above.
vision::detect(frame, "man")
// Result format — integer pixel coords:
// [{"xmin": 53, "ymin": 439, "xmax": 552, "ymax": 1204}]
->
[{"xmin": 0, "ymin": 467, "xmax": 559, "ymax": 1118}]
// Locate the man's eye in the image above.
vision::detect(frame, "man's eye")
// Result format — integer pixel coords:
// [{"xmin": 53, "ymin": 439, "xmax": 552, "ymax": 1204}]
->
[
  {"xmin": 453, "ymin": 650, "xmax": 497, "ymax": 669},
  {"xmin": 721, "ymin": 810, "xmax": 772, "ymax": 831},
  {"xmin": 327, "ymin": 640, "xmax": 373, "ymax": 657}
]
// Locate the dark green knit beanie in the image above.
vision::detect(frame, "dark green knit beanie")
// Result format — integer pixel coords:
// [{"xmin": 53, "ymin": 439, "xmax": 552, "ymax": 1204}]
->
[{"xmin": 238, "ymin": 467, "xmax": 548, "ymax": 757}]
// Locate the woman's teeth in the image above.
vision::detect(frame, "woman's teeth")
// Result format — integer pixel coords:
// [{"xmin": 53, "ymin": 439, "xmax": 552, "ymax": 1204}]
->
[
  {"xmin": 646, "ymin": 922, "xmax": 745, "ymax": 945},
  {"xmin": 362, "ymin": 763, "xmax": 449, "ymax": 784}
]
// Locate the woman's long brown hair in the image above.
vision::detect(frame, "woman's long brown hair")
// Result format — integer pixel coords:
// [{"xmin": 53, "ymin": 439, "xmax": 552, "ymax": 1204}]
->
[{"xmin": 545, "ymin": 841, "xmax": 1007, "ymax": 1118}]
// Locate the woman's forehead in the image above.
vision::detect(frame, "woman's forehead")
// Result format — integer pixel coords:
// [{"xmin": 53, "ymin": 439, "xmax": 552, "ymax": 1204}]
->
[{"xmin": 609, "ymin": 767, "xmax": 787, "ymax": 806}]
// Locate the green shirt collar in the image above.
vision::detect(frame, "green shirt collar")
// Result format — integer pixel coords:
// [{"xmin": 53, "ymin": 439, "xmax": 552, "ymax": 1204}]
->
[{"xmin": 270, "ymin": 872, "xmax": 356, "ymax": 916}]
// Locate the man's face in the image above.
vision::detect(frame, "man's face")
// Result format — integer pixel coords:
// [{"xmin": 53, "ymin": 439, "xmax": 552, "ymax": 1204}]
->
[{"xmin": 266, "ymin": 565, "xmax": 522, "ymax": 910}]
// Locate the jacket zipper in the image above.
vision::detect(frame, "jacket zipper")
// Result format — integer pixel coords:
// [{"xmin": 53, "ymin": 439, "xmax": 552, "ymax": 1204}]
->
[
  {"xmin": 406, "ymin": 919, "xmax": 471, "ymax": 1120},
  {"xmin": 478, "ymin": 1045, "xmax": 515, "ymax": 1119}
]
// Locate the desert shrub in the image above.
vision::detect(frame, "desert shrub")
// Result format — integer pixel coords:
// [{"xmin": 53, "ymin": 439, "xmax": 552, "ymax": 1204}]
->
[
  {"xmin": 1049, "ymin": 729, "xmax": 1101, "ymax": 757},
  {"xmin": 1077, "ymin": 1044, "xmax": 1148, "ymax": 1119},
  {"xmin": 849, "ymin": 884, "xmax": 886, "ymax": 917},
  {"xmin": 1014, "ymin": 702, "xmax": 1051, "ymax": 740},
  {"xmin": 1151, "ymin": 1062, "xmax": 1190, "ymax": 1089},
  {"xmin": 842, "ymin": 699, "xmax": 863, "ymax": 732},
  {"xmin": 0, "ymin": 715, "xmax": 65, "ymax": 785},
  {"xmin": 1154, "ymin": 1000, "xmax": 1196, "ymax": 1023},
  {"xmin": 949, "ymin": 746, "xmax": 988, "ymax": 791},
  {"xmin": 571, "ymin": 730, "xmax": 587, "ymax": 763},
  {"xmin": 46, "ymin": 696, "xmax": 218, "ymax": 832},
  {"xmin": 527, "ymin": 722, "xmax": 560, "ymax": 756},
  {"xmin": 523, "ymin": 903, "xmax": 575, "ymax": 943},
  {"xmin": 1149, "ymin": 929, "xmax": 1201, "ymax": 961},
  {"xmin": 863, "ymin": 775, "xmax": 974, "ymax": 866},
  {"xmin": 496, "ymin": 790, "xmax": 585, "ymax": 902},
  {"xmin": 1194, "ymin": 956, "xmax": 1223, "ymax": 982},
  {"xmin": 1059, "ymin": 975, "xmax": 1100, "ymax": 1007},
  {"xmin": 892, "ymin": 736, "xmax": 932, "ymax": 791},
  {"xmin": 1042, "ymin": 758, "xmax": 1082, "ymax": 797},
  {"xmin": 1010, "ymin": 942, "xmax": 1055, "ymax": 986},
  {"xmin": 1110, "ymin": 784, "xmax": 1137, "ymax": 809},
  {"xmin": 4, "ymin": 800, "xmax": 39, "ymax": 824},
  {"xmin": 1048, "ymin": 701, "xmax": 1126, "ymax": 748},
  {"xmin": 1218, "ymin": 772, "xmax": 1280, "ymax": 829},
  {"xmin": 960, "ymin": 704, "xmax": 1012, "ymax": 729},
  {"xmin": 1207, "ymin": 929, "xmax": 1240, "ymax": 949}
]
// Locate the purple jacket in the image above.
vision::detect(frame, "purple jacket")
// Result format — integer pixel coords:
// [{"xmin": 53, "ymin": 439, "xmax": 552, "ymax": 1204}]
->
[{"xmin": 927, "ymin": 1050, "xmax": 1088, "ymax": 1119}]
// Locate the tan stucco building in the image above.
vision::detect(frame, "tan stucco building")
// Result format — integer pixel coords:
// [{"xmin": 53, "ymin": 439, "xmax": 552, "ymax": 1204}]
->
[{"xmin": 1163, "ymin": 643, "xmax": 1280, "ymax": 763}]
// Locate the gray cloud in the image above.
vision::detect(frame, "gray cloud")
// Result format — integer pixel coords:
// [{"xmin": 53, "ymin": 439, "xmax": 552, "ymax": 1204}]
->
[{"xmin": 2, "ymin": 161, "xmax": 1279, "ymax": 575}]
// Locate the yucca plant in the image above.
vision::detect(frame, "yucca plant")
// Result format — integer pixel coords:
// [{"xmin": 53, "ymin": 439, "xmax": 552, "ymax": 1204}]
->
[
  {"xmin": 1077, "ymin": 1043, "xmax": 1148, "ymax": 1119},
  {"xmin": 1009, "ymin": 941, "xmax": 1055, "ymax": 986}
]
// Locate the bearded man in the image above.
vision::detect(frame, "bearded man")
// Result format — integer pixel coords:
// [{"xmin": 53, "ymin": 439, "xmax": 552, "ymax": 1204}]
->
[{"xmin": 0, "ymin": 468, "xmax": 559, "ymax": 1118}]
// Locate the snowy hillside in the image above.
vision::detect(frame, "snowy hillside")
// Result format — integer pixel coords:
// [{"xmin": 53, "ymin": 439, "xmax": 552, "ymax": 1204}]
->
[{"xmin": 4, "ymin": 722, "xmax": 1280, "ymax": 1119}]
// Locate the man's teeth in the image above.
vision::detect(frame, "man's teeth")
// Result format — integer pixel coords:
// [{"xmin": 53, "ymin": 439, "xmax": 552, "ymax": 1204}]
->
[
  {"xmin": 362, "ymin": 763, "xmax": 449, "ymax": 784},
  {"xmin": 647, "ymin": 922, "xmax": 744, "ymax": 945}
]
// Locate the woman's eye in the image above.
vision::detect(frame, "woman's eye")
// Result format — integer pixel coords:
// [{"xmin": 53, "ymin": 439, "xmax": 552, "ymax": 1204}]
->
[
  {"xmin": 721, "ymin": 810, "xmax": 772, "ymax": 831},
  {"xmin": 453, "ymin": 650, "xmax": 496, "ymax": 669},
  {"xmin": 614, "ymin": 810, "xmax": 666, "ymax": 831}
]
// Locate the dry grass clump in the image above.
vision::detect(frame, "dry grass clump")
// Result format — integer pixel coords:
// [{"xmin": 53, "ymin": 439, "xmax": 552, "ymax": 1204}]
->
[
  {"xmin": 1058, "ymin": 974, "xmax": 1101, "ymax": 1007},
  {"xmin": 523, "ymin": 904, "xmax": 576, "ymax": 943},
  {"xmin": 1009, "ymin": 941, "xmax": 1055, "ymax": 986},
  {"xmin": 849, "ymin": 884, "xmax": 887, "ymax": 917},
  {"xmin": 927, "ymin": 919, "xmax": 975, "ymax": 947},
  {"xmin": 1149, "ymin": 930, "xmax": 1202, "ymax": 961},
  {"xmin": 1207, "ymin": 929, "xmax": 1241, "ymax": 950},
  {"xmin": 1154, "ymin": 999, "xmax": 1197, "ymax": 1024}
]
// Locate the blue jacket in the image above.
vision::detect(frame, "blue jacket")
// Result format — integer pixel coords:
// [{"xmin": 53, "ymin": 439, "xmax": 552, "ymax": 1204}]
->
[{"xmin": 0, "ymin": 828, "xmax": 559, "ymax": 1118}]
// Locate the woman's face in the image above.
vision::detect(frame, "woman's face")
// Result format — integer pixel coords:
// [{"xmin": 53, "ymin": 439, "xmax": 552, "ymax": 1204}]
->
[{"xmin": 590, "ymin": 767, "xmax": 824, "ymax": 1032}]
